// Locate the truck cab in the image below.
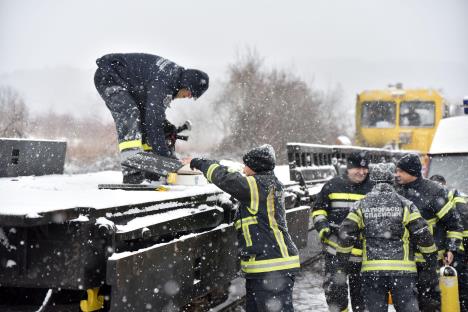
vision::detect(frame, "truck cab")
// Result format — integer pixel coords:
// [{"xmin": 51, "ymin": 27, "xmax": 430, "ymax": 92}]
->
[{"xmin": 427, "ymin": 97, "xmax": 468, "ymax": 194}]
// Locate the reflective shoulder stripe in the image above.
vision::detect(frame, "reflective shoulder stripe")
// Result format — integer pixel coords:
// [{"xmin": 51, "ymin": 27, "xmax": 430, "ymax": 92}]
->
[
  {"xmin": 447, "ymin": 231, "xmax": 463, "ymax": 240},
  {"xmin": 241, "ymin": 255, "xmax": 300, "ymax": 273},
  {"xmin": 427, "ymin": 217, "xmax": 438, "ymax": 225},
  {"xmin": 436, "ymin": 198, "xmax": 455, "ymax": 220},
  {"xmin": 361, "ymin": 260, "xmax": 417, "ymax": 272},
  {"xmin": 463, "ymin": 230, "xmax": 468, "ymax": 238},
  {"xmin": 402, "ymin": 206, "xmax": 410, "ymax": 225},
  {"xmin": 408, "ymin": 211, "xmax": 422, "ymax": 223},
  {"xmin": 206, "ymin": 164, "xmax": 220, "ymax": 183},
  {"xmin": 328, "ymin": 193, "xmax": 366, "ymax": 201},
  {"xmin": 419, "ymin": 243, "xmax": 437, "ymax": 254},
  {"xmin": 246, "ymin": 176, "xmax": 259, "ymax": 215},
  {"xmin": 267, "ymin": 190, "xmax": 289, "ymax": 258},
  {"xmin": 142, "ymin": 143, "xmax": 152, "ymax": 151},
  {"xmin": 311, "ymin": 209, "xmax": 328, "ymax": 218},
  {"xmin": 119, "ymin": 139, "xmax": 142, "ymax": 151},
  {"xmin": 453, "ymin": 196, "xmax": 467, "ymax": 204}
]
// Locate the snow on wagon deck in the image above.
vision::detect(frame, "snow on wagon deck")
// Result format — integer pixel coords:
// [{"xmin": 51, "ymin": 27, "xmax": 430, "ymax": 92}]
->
[{"xmin": 0, "ymin": 171, "xmax": 222, "ymax": 215}]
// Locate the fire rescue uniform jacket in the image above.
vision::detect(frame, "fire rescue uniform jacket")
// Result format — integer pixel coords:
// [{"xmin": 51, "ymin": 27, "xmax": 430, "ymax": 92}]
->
[
  {"xmin": 312, "ymin": 174, "xmax": 374, "ymax": 312},
  {"xmin": 453, "ymin": 190, "xmax": 468, "ymax": 257},
  {"xmin": 312, "ymin": 174, "xmax": 374, "ymax": 261},
  {"xmin": 190, "ymin": 158, "xmax": 300, "ymax": 277},
  {"xmin": 452, "ymin": 189, "xmax": 468, "ymax": 312},
  {"xmin": 337, "ymin": 183, "xmax": 438, "ymax": 275},
  {"xmin": 396, "ymin": 177, "xmax": 463, "ymax": 312},
  {"xmin": 337, "ymin": 183, "xmax": 438, "ymax": 312},
  {"xmin": 95, "ymin": 53, "xmax": 184, "ymax": 157},
  {"xmin": 395, "ymin": 177, "xmax": 464, "ymax": 262}
]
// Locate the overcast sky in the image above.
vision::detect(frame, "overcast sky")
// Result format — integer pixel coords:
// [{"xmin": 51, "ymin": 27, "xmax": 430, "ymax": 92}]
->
[{"xmin": 1, "ymin": 0, "xmax": 467, "ymax": 115}]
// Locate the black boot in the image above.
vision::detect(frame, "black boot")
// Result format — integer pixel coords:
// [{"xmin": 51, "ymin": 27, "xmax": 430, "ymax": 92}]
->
[{"xmin": 122, "ymin": 170, "xmax": 145, "ymax": 184}]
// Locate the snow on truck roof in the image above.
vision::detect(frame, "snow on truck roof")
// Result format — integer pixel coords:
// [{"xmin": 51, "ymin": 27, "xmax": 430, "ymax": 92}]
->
[{"xmin": 429, "ymin": 115, "xmax": 468, "ymax": 154}]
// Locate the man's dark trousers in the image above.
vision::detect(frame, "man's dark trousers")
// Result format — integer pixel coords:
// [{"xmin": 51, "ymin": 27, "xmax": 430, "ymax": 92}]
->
[
  {"xmin": 323, "ymin": 253, "xmax": 364, "ymax": 312},
  {"xmin": 245, "ymin": 275, "xmax": 295, "ymax": 312},
  {"xmin": 362, "ymin": 275, "xmax": 419, "ymax": 312}
]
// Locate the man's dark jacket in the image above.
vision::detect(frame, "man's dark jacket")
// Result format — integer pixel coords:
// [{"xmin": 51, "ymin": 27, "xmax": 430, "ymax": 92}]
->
[{"xmin": 190, "ymin": 158, "xmax": 300, "ymax": 278}]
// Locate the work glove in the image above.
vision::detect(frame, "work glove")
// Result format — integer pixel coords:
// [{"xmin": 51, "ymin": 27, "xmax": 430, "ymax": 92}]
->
[
  {"xmin": 163, "ymin": 120, "xmax": 177, "ymax": 136},
  {"xmin": 190, "ymin": 158, "xmax": 203, "ymax": 170}
]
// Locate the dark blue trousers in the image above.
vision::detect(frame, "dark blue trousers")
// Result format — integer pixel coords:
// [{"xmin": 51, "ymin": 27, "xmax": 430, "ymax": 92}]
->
[{"xmin": 245, "ymin": 275, "xmax": 295, "ymax": 312}]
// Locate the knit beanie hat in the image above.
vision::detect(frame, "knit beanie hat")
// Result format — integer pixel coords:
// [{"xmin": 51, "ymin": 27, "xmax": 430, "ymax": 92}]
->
[
  {"xmin": 347, "ymin": 152, "xmax": 370, "ymax": 169},
  {"xmin": 397, "ymin": 154, "xmax": 422, "ymax": 177},
  {"xmin": 178, "ymin": 69, "xmax": 209, "ymax": 99},
  {"xmin": 370, "ymin": 163, "xmax": 395, "ymax": 184},
  {"xmin": 243, "ymin": 144, "xmax": 276, "ymax": 173}
]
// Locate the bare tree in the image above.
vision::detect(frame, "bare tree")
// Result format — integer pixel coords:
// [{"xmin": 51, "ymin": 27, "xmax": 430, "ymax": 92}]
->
[
  {"xmin": 213, "ymin": 51, "xmax": 348, "ymax": 163},
  {"xmin": 0, "ymin": 86, "xmax": 29, "ymax": 138}
]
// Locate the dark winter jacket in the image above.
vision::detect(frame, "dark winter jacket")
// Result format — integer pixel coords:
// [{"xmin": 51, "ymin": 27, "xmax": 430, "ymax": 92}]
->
[
  {"xmin": 312, "ymin": 174, "xmax": 374, "ymax": 261},
  {"xmin": 95, "ymin": 53, "xmax": 184, "ymax": 156},
  {"xmin": 190, "ymin": 158, "xmax": 300, "ymax": 277},
  {"xmin": 396, "ymin": 177, "xmax": 464, "ymax": 261},
  {"xmin": 338, "ymin": 183, "xmax": 437, "ymax": 276},
  {"xmin": 453, "ymin": 190, "xmax": 468, "ymax": 259}
]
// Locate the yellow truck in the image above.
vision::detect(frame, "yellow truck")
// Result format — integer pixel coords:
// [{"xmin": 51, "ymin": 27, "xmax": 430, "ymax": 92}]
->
[{"xmin": 355, "ymin": 85, "xmax": 446, "ymax": 154}]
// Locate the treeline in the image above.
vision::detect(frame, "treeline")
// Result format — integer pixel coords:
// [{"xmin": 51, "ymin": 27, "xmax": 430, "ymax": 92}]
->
[{"xmin": 0, "ymin": 52, "xmax": 351, "ymax": 172}]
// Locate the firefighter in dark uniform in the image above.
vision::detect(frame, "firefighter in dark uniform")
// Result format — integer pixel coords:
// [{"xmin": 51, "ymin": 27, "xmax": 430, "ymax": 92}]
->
[
  {"xmin": 94, "ymin": 53, "xmax": 209, "ymax": 183},
  {"xmin": 337, "ymin": 163, "xmax": 438, "ymax": 312},
  {"xmin": 311, "ymin": 152, "xmax": 374, "ymax": 312},
  {"xmin": 186, "ymin": 144, "xmax": 300, "ymax": 312},
  {"xmin": 430, "ymin": 174, "xmax": 468, "ymax": 312},
  {"xmin": 395, "ymin": 154, "xmax": 464, "ymax": 312}
]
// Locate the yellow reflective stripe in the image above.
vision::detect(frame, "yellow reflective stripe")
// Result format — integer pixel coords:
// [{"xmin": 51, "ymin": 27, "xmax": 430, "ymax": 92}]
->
[
  {"xmin": 447, "ymin": 231, "xmax": 463, "ymax": 240},
  {"xmin": 453, "ymin": 196, "xmax": 467, "ymax": 204},
  {"xmin": 206, "ymin": 164, "xmax": 220, "ymax": 183},
  {"xmin": 336, "ymin": 245, "xmax": 353, "ymax": 254},
  {"xmin": 322, "ymin": 237, "xmax": 340, "ymax": 249},
  {"xmin": 402, "ymin": 206, "xmax": 410, "ymax": 225},
  {"xmin": 246, "ymin": 176, "xmax": 259, "ymax": 215},
  {"xmin": 414, "ymin": 252, "xmax": 425, "ymax": 262},
  {"xmin": 427, "ymin": 218, "xmax": 437, "ymax": 225},
  {"xmin": 351, "ymin": 248, "xmax": 363, "ymax": 256},
  {"xmin": 403, "ymin": 227, "xmax": 410, "ymax": 261},
  {"xmin": 463, "ymin": 230, "xmax": 468, "ymax": 238},
  {"xmin": 241, "ymin": 255, "xmax": 300, "ymax": 273},
  {"xmin": 234, "ymin": 216, "xmax": 258, "ymax": 230},
  {"xmin": 419, "ymin": 244, "xmax": 437, "ymax": 254},
  {"xmin": 341, "ymin": 309, "xmax": 349, "ymax": 312},
  {"xmin": 436, "ymin": 199, "xmax": 454, "ymax": 220},
  {"xmin": 347, "ymin": 212, "xmax": 363, "ymax": 229},
  {"xmin": 328, "ymin": 193, "xmax": 366, "ymax": 201},
  {"xmin": 311, "ymin": 209, "xmax": 328, "ymax": 218},
  {"xmin": 438, "ymin": 249, "xmax": 446, "ymax": 260},
  {"xmin": 142, "ymin": 143, "xmax": 152, "ymax": 151},
  {"xmin": 408, "ymin": 212, "xmax": 422, "ymax": 223},
  {"xmin": 267, "ymin": 190, "xmax": 289, "ymax": 258},
  {"xmin": 234, "ymin": 217, "xmax": 258, "ymax": 247},
  {"xmin": 118, "ymin": 139, "xmax": 142, "ymax": 151},
  {"xmin": 361, "ymin": 260, "xmax": 417, "ymax": 272},
  {"xmin": 319, "ymin": 228, "xmax": 329, "ymax": 239}
]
